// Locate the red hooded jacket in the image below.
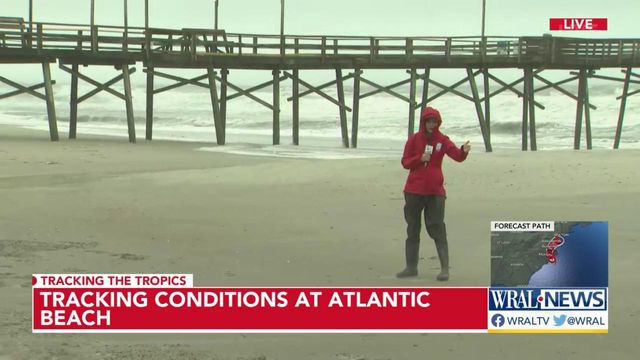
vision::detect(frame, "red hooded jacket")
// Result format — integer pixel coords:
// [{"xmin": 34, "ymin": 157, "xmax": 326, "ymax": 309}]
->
[{"xmin": 402, "ymin": 107, "xmax": 468, "ymax": 196}]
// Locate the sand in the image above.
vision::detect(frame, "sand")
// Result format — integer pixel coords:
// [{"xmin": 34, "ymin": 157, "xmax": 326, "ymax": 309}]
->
[{"xmin": 1, "ymin": 125, "xmax": 639, "ymax": 360}]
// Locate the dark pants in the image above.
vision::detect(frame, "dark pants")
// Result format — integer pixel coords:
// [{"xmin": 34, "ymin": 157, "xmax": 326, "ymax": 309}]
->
[{"xmin": 403, "ymin": 193, "xmax": 449, "ymax": 271}]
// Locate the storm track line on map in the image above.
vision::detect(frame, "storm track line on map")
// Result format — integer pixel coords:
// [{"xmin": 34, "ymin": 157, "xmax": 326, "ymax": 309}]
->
[{"xmin": 545, "ymin": 234, "xmax": 566, "ymax": 264}]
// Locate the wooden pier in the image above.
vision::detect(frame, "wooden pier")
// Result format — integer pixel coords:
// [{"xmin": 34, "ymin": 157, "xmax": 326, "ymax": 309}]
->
[{"xmin": 1, "ymin": 15, "xmax": 639, "ymax": 150}]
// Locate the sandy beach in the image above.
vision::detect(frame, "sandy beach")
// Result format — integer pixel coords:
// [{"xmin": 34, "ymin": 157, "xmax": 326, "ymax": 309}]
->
[{"xmin": 1, "ymin": 125, "xmax": 639, "ymax": 359}]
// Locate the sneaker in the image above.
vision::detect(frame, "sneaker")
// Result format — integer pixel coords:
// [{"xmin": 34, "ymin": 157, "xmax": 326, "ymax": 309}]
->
[
  {"xmin": 436, "ymin": 269, "xmax": 449, "ymax": 281},
  {"xmin": 396, "ymin": 268, "xmax": 418, "ymax": 278}
]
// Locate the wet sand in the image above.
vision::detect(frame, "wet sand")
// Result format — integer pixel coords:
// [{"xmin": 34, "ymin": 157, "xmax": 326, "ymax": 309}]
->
[{"xmin": 1, "ymin": 125, "xmax": 638, "ymax": 359}]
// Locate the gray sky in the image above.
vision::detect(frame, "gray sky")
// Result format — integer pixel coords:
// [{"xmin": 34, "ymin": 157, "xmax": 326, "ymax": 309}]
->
[{"xmin": 4, "ymin": 0, "xmax": 638, "ymax": 37}]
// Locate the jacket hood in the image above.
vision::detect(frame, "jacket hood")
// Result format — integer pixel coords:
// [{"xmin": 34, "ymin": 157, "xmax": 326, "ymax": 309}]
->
[{"xmin": 419, "ymin": 106, "xmax": 442, "ymax": 136}]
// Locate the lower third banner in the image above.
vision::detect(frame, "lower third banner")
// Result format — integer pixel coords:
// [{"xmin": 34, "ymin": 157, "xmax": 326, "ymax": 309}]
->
[{"xmin": 32, "ymin": 287, "xmax": 488, "ymax": 332}]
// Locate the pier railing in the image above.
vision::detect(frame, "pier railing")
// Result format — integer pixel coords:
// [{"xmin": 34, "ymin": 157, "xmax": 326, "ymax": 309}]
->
[{"xmin": 1, "ymin": 21, "xmax": 639, "ymax": 68}]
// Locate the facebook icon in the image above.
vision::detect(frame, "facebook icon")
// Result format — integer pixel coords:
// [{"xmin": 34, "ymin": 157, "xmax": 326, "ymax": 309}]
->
[{"xmin": 491, "ymin": 314, "xmax": 505, "ymax": 328}]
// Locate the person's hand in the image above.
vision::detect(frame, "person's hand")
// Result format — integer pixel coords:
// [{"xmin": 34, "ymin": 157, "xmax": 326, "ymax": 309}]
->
[
  {"xmin": 463, "ymin": 141, "xmax": 471, "ymax": 153},
  {"xmin": 421, "ymin": 153, "xmax": 431, "ymax": 162}
]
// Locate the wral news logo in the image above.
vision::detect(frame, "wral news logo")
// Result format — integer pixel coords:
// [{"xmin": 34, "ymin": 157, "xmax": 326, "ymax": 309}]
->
[
  {"xmin": 489, "ymin": 288, "xmax": 607, "ymax": 311},
  {"xmin": 488, "ymin": 288, "xmax": 608, "ymax": 332}
]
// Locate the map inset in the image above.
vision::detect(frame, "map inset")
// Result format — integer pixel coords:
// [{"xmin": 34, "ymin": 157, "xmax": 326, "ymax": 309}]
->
[{"xmin": 491, "ymin": 221, "xmax": 608, "ymax": 287}]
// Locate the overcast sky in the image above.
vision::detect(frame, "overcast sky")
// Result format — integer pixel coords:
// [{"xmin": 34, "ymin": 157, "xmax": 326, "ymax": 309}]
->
[{"xmin": 4, "ymin": 0, "xmax": 638, "ymax": 38}]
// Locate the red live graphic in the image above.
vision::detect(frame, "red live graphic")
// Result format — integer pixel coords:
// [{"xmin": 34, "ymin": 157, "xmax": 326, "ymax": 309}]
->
[{"xmin": 550, "ymin": 18, "xmax": 608, "ymax": 31}]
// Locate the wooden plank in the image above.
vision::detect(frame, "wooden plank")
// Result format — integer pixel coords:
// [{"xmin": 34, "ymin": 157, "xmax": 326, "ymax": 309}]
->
[
  {"xmin": 116, "ymin": 51, "xmax": 639, "ymax": 70},
  {"xmin": 623, "ymin": 68, "xmax": 640, "ymax": 80},
  {"xmin": 217, "ymin": 76, "xmax": 276, "ymax": 110},
  {"xmin": 587, "ymin": 73, "xmax": 640, "ymax": 85},
  {"xmin": 283, "ymin": 71, "xmax": 351, "ymax": 111},
  {"xmin": 0, "ymin": 76, "xmax": 46, "ymax": 100},
  {"xmin": 336, "ymin": 68, "xmax": 349, "ymax": 148},
  {"xmin": 574, "ymin": 69, "xmax": 585, "ymax": 150},
  {"xmin": 273, "ymin": 69, "xmax": 280, "ymax": 145},
  {"xmin": 486, "ymin": 73, "xmax": 545, "ymax": 110},
  {"xmin": 614, "ymin": 67, "xmax": 632, "ymax": 149},
  {"xmin": 149, "ymin": 71, "xmax": 209, "ymax": 93},
  {"xmin": 207, "ymin": 67, "xmax": 224, "ymax": 145},
  {"xmin": 91, "ymin": 26, "xmax": 98, "ymax": 53},
  {"xmin": 145, "ymin": 66, "xmax": 154, "ymax": 140},
  {"xmin": 69, "ymin": 63, "xmax": 79, "ymax": 139},
  {"xmin": 220, "ymin": 69, "xmax": 228, "ymax": 144},
  {"xmin": 77, "ymin": 72, "xmax": 128, "ymax": 103},
  {"xmin": 427, "ymin": 77, "xmax": 475, "ymax": 103},
  {"xmin": 419, "ymin": 70, "xmax": 480, "ymax": 105},
  {"xmin": 190, "ymin": 31, "xmax": 196, "ymax": 59},
  {"xmin": 76, "ymin": 30, "xmax": 83, "ymax": 52},
  {"xmin": 535, "ymin": 74, "xmax": 579, "ymax": 89},
  {"xmin": 37, "ymin": 23, "xmax": 43, "ymax": 53},
  {"xmin": 467, "ymin": 67, "xmax": 491, "ymax": 152},
  {"xmin": 521, "ymin": 69, "xmax": 529, "ymax": 151},
  {"xmin": 122, "ymin": 65, "xmax": 136, "ymax": 143},
  {"xmin": 369, "ymin": 37, "xmax": 375, "ymax": 64},
  {"xmin": 224, "ymin": 78, "xmax": 280, "ymax": 101},
  {"xmin": 0, "ymin": 81, "xmax": 51, "ymax": 100},
  {"xmin": 408, "ymin": 68, "xmax": 417, "ymax": 138},
  {"xmin": 360, "ymin": 77, "xmax": 411, "ymax": 100},
  {"xmin": 418, "ymin": 68, "xmax": 430, "ymax": 113},
  {"xmin": 483, "ymin": 68, "xmax": 491, "ymax": 142},
  {"xmin": 287, "ymin": 73, "xmax": 355, "ymax": 101},
  {"xmin": 292, "ymin": 69, "xmax": 299, "ymax": 145},
  {"xmin": 406, "ymin": 38, "xmax": 412, "ymax": 62},
  {"xmin": 584, "ymin": 74, "xmax": 592, "ymax": 150},
  {"xmin": 351, "ymin": 69, "xmax": 361, "ymax": 148},
  {"xmin": 42, "ymin": 61, "xmax": 59, "ymax": 141},
  {"xmin": 359, "ymin": 76, "xmax": 411, "ymax": 103},
  {"xmin": 526, "ymin": 68, "xmax": 536, "ymax": 150},
  {"xmin": 617, "ymin": 88, "xmax": 640, "ymax": 100},
  {"xmin": 545, "ymin": 73, "xmax": 597, "ymax": 110}
]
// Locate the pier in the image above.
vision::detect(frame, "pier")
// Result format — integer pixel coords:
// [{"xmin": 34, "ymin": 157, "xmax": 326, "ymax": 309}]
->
[{"xmin": 1, "ymin": 5, "xmax": 639, "ymax": 150}]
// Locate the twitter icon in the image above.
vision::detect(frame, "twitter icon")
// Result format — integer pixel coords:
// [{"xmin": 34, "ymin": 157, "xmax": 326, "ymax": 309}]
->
[{"xmin": 553, "ymin": 314, "xmax": 567, "ymax": 326}]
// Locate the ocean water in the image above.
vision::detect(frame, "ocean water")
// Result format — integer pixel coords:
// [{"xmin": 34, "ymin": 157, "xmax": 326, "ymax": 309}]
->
[
  {"xmin": 1, "ymin": 71, "xmax": 639, "ymax": 158},
  {"xmin": 528, "ymin": 222, "xmax": 608, "ymax": 287}
]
